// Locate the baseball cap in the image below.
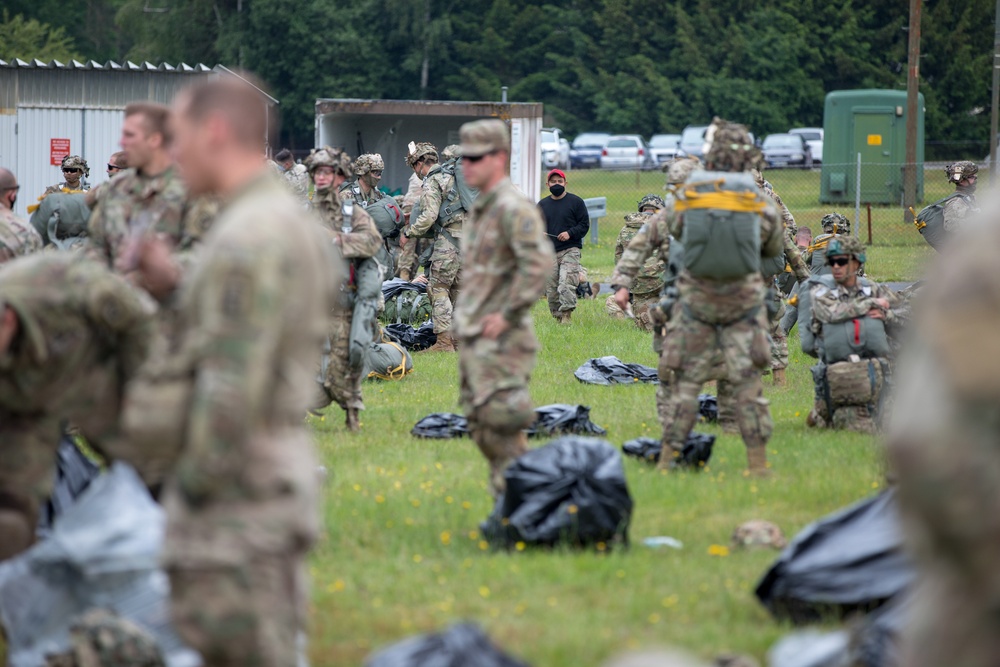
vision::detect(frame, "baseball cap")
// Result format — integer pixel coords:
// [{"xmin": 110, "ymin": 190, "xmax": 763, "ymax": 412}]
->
[{"xmin": 547, "ymin": 169, "xmax": 566, "ymax": 181}]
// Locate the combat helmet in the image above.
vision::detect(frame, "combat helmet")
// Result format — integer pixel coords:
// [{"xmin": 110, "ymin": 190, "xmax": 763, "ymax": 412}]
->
[
  {"xmin": 825, "ymin": 235, "xmax": 865, "ymax": 264},
  {"xmin": 45, "ymin": 608, "xmax": 166, "ymax": 667},
  {"xmin": 441, "ymin": 144, "xmax": 462, "ymax": 161},
  {"xmin": 305, "ymin": 146, "xmax": 353, "ymax": 179},
  {"xmin": 637, "ymin": 193, "xmax": 665, "ymax": 212},
  {"xmin": 820, "ymin": 212, "xmax": 850, "ymax": 235},
  {"xmin": 60, "ymin": 155, "xmax": 90, "ymax": 178},
  {"xmin": 405, "ymin": 141, "xmax": 438, "ymax": 167},
  {"xmin": 704, "ymin": 119, "xmax": 763, "ymax": 172},
  {"xmin": 945, "ymin": 160, "xmax": 978, "ymax": 183},
  {"xmin": 731, "ymin": 520, "xmax": 787, "ymax": 550},
  {"xmin": 663, "ymin": 156, "xmax": 702, "ymax": 187},
  {"xmin": 353, "ymin": 153, "xmax": 385, "ymax": 175}
]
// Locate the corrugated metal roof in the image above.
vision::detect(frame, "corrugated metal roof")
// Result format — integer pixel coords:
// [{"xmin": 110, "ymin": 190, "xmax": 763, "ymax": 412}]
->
[{"xmin": 0, "ymin": 59, "xmax": 214, "ymax": 72}]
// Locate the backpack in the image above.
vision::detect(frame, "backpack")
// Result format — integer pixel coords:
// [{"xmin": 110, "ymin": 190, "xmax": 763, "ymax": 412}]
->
[
  {"xmin": 675, "ymin": 170, "xmax": 766, "ymax": 280},
  {"xmin": 912, "ymin": 192, "xmax": 969, "ymax": 250},
  {"xmin": 381, "ymin": 288, "xmax": 433, "ymax": 326},
  {"xmin": 409, "ymin": 159, "xmax": 479, "ymax": 239},
  {"xmin": 29, "ymin": 192, "xmax": 90, "ymax": 249},
  {"xmin": 342, "ymin": 182, "xmax": 404, "ymax": 239},
  {"xmin": 799, "ymin": 274, "xmax": 891, "ymax": 363}
]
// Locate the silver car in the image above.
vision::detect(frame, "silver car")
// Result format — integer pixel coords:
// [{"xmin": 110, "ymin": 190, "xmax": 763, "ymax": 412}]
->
[
  {"xmin": 600, "ymin": 135, "xmax": 655, "ymax": 171},
  {"xmin": 649, "ymin": 134, "xmax": 682, "ymax": 165}
]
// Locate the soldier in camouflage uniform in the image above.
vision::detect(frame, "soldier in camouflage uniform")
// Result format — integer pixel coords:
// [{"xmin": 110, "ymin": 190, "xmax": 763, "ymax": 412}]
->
[
  {"xmin": 28, "ymin": 155, "xmax": 91, "ymax": 216},
  {"xmin": 274, "ymin": 148, "xmax": 310, "ymax": 207},
  {"xmin": 44, "ymin": 608, "xmax": 166, "ymax": 667},
  {"xmin": 657, "ymin": 121, "xmax": 782, "ymax": 475},
  {"xmin": 455, "ymin": 119, "xmax": 554, "ymax": 499},
  {"xmin": 403, "ymin": 142, "xmax": 464, "ymax": 352},
  {"xmin": 0, "ymin": 168, "xmax": 44, "ymax": 261},
  {"xmin": 610, "ymin": 157, "xmax": 701, "ymax": 438},
  {"xmin": 396, "ymin": 170, "xmax": 428, "ymax": 281},
  {"xmin": 308, "ymin": 146, "xmax": 382, "ymax": 431},
  {"xmin": 806, "ymin": 236, "xmax": 900, "ymax": 433},
  {"xmin": 0, "ymin": 253, "xmax": 153, "ymax": 562},
  {"xmin": 605, "ymin": 194, "xmax": 665, "ymax": 330},
  {"xmin": 942, "ymin": 160, "xmax": 979, "ymax": 232},
  {"xmin": 128, "ymin": 78, "xmax": 339, "ymax": 667},
  {"xmin": 340, "ymin": 153, "xmax": 402, "ymax": 273},
  {"xmin": 780, "ymin": 212, "xmax": 850, "ymax": 335}
]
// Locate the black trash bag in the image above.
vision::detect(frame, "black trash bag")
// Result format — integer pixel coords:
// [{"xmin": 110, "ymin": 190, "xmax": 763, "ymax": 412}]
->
[
  {"xmin": 698, "ymin": 393, "xmax": 718, "ymax": 423},
  {"xmin": 385, "ymin": 322, "xmax": 437, "ymax": 351},
  {"xmin": 850, "ymin": 591, "xmax": 909, "ymax": 667},
  {"xmin": 365, "ymin": 622, "xmax": 530, "ymax": 667},
  {"xmin": 480, "ymin": 437, "xmax": 633, "ymax": 549},
  {"xmin": 574, "ymin": 356, "xmax": 658, "ymax": 386},
  {"xmin": 411, "ymin": 413, "xmax": 468, "ymax": 439},
  {"xmin": 755, "ymin": 490, "xmax": 914, "ymax": 624},
  {"xmin": 38, "ymin": 435, "xmax": 102, "ymax": 534},
  {"xmin": 526, "ymin": 404, "xmax": 607, "ymax": 437},
  {"xmin": 381, "ymin": 277, "xmax": 428, "ymax": 301},
  {"xmin": 621, "ymin": 432, "xmax": 715, "ymax": 469}
]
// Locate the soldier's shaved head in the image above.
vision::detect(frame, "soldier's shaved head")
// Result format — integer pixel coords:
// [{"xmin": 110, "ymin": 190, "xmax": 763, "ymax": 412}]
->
[
  {"xmin": 0, "ymin": 168, "xmax": 16, "ymax": 192},
  {"xmin": 125, "ymin": 102, "xmax": 174, "ymax": 147},
  {"xmin": 176, "ymin": 76, "xmax": 271, "ymax": 150}
]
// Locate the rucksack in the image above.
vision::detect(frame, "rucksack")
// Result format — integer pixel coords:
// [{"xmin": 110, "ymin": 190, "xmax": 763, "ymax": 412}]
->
[
  {"xmin": 912, "ymin": 192, "xmax": 969, "ymax": 250},
  {"xmin": 675, "ymin": 170, "xmax": 766, "ymax": 280},
  {"xmin": 381, "ymin": 288, "xmax": 432, "ymax": 326},
  {"xmin": 342, "ymin": 183, "xmax": 404, "ymax": 239},
  {"xmin": 799, "ymin": 274, "xmax": 891, "ymax": 363},
  {"xmin": 29, "ymin": 192, "xmax": 90, "ymax": 250},
  {"xmin": 409, "ymin": 159, "xmax": 479, "ymax": 239}
]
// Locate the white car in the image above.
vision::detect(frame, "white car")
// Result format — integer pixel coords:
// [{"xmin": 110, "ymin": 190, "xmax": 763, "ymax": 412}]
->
[
  {"xmin": 649, "ymin": 133, "xmax": 682, "ymax": 166},
  {"xmin": 789, "ymin": 127, "xmax": 823, "ymax": 164},
  {"xmin": 600, "ymin": 135, "xmax": 655, "ymax": 171},
  {"xmin": 541, "ymin": 128, "xmax": 570, "ymax": 170}
]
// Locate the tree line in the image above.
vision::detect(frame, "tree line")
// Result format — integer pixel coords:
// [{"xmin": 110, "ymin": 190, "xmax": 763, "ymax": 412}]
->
[{"xmin": 1, "ymin": 0, "xmax": 993, "ymax": 156}]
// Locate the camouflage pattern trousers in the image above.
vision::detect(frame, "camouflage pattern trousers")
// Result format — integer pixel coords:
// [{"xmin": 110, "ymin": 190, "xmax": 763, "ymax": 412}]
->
[
  {"xmin": 459, "ymin": 326, "xmax": 538, "ymax": 496},
  {"xmin": 661, "ymin": 310, "xmax": 773, "ymax": 457},
  {"xmin": 318, "ymin": 306, "xmax": 364, "ymax": 412},
  {"xmin": 396, "ymin": 235, "xmax": 428, "ymax": 279},
  {"xmin": 0, "ymin": 414, "xmax": 60, "ymax": 560},
  {"xmin": 428, "ymin": 239, "xmax": 462, "ymax": 335},
  {"xmin": 546, "ymin": 247, "xmax": 581, "ymax": 318},
  {"xmin": 769, "ymin": 295, "xmax": 788, "ymax": 371}
]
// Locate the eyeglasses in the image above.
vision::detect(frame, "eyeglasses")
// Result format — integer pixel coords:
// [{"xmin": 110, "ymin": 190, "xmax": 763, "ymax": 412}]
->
[
  {"xmin": 370, "ymin": 170, "xmax": 383, "ymax": 176},
  {"xmin": 464, "ymin": 151, "xmax": 497, "ymax": 164},
  {"xmin": 107, "ymin": 164, "xmax": 124, "ymax": 172},
  {"xmin": 827, "ymin": 257, "xmax": 851, "ymax": 267},
  {"xmin": 62, "ymin": 168, "xmax": 81, "ymax": 174}
]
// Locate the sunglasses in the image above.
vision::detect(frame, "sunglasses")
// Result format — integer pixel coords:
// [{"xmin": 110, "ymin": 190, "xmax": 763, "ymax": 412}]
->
[
  {"xmin": 62, "ymin": 168, "xmax": 81, "ymax": 174},
  {"xmin": 370, "ymin": 170, "xmax": 383, "ymax": 176},
  {"xmin": 827, "ymin": 257, "xmax": 851, "ymax": 267},
  {"xmin": 107, "ymin": 164, "xmax": 124, "ymax": 172},
  {"xmin": 464, "ymin": 151, "xmax": 497, "ymax": 164}
]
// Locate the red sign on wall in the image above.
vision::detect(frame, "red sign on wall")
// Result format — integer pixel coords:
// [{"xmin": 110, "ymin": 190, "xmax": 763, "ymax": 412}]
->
[{"xmin": 50, "ymin": 139, "xmax": 71, "ymax": 166}]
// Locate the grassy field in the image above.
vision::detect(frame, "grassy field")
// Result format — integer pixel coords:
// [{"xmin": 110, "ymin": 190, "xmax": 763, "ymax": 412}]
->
[
  {"xmin": 559, "ymin": 167, "xmax": 952, "ymax": 283},
  {"xmin": 308, "ymin": 298, "xmax": 885, "ymax": 666}
]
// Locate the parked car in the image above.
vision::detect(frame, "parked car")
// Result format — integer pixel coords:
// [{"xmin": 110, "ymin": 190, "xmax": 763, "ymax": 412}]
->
[
  {"xmin": 762, "ymin": 133, "xmax": 813, "ymax": 169},
  {"xmin": 569, "ymin": 132, "xmax": 611, "ymax": 169},
  {"xmin": 541, "ymin": 128, "xmax": 570, "ymax": 170},
  {"xmin": 649, "ymin": 133, "xmax": 682, "ymax": 165},
  {"xmin": 679, "ymin": 125, "xmax": 710, "ymax": 158},
  {"xmin": 600, "ymin": 135, "xmax": 655, "ymax": 171},
  {"xmin": 789, "ymin": 127, "xmax": 823, "ymax": 164}
]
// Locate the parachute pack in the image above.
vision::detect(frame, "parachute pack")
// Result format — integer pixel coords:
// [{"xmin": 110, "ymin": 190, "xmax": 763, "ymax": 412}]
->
[
  {"xmin": 911, "ymin": 192, "xmax": 970, "ymax": 251},
  {"xmin": 674, "ymin": 170, "xmax": 765, "ymax": 280},
  {"xmin": 799, "ymin": 274, "xmax": 890, "ymax": 363},
  {"xmin": 408, "ymin": 158, "xmax": 479, "ymax": 241},
  {"xmin": 29, "ymin": 192, "xmax": 91, "ymax": 250}
]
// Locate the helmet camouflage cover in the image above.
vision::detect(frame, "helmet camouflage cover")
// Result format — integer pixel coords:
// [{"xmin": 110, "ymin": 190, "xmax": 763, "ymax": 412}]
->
[
  {"xmin": 353, "ymin": 153, "xmax": 385, "ymax": 175},
  {"xmin": 821, "ymin": 212, "xmax": 850, "ymax": 235},
  {"xmin": 44, "ymin": 608, "xmax": 166, "ymax": 667},
  {"xmin": 664, "ymin": 156, "xmax": 702, "ymax": 187},
  {"xmin": 441, "ymin": 144, "xmax": 462, "ymax": 161},
  {"xmin": 731, "ymin": 520, "xmax": 787, "ymax": 550},
  {"xmin": 405, "ymin": 141, "xmax": 438, "ymax": 167},
  {"xmin": 637, "ymin": 193, "xmax": 665, "ymax": 211},
  {"xmin": 705, "ymin": 119, "xmax": 763, "ymax": 172},
  {"xmin": 305, "ymin": 146, "xmax": 353, "ymax": 179},
  {"xmin": 945, "ymin": 160, "xmax": 978, "ymax": 183},
  {"xmin": 61, "ymin": 155, "xmax": 90, "ymax": 177},
  {"xmin": 825, "ymin": 235, "xmax": 866, "ymax": 264}
]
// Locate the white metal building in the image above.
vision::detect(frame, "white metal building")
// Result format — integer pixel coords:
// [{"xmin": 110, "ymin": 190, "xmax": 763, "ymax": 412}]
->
[
  {"xmin": 0, "ymin": 59, "xmax": 217, "ymax": 217},
  {"xmin": 315, "ymin": 99, "xmax": 544, "ymax": 200}
]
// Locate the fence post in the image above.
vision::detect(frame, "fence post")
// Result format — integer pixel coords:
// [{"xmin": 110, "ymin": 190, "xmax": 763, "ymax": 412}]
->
[{"xmin": 854, "ymin": 153, "xmax": 862, "ymax": 240}]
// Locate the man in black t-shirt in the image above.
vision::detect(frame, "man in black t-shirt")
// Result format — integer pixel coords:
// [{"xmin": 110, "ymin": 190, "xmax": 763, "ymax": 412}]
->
[{"xmin": 537, "ymin": 169, "xmax": 590, "ymax": 324}]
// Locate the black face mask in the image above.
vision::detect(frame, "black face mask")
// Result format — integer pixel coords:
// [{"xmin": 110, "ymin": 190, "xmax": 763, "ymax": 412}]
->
[{"xmin": 549, "ymin": 184, "xmax": 566, "ymax": 197}]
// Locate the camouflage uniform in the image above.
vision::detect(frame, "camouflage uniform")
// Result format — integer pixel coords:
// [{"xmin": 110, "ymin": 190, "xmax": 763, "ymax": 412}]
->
[
  {"xmin": 660, "ymin": 121, "xmax": 782, "ymax": 475},
  {"xmin": 282, "ymin": 163, "xmax": 310, "ymax": 207},
  {"xmin": 407, "ymin": 160, "xmax": 463, "ymax": 338},
  {"xmin": 605, "ymin": 195, "xmax": 666, "ymax": 330},
  {"xmin": 887, "ymin": 203, "xmax": 1000, "ymax": 667},
  {"xmin": 0, "ymin": 254, "xmax": 153, "ymax": 561},
  {"xmin": 44, "ymin": 608, "xmax": 166, "ymax": 667},
  {"xmin": 455, "ymin": 120, "xmax": 554, "ymax": 499},
  {"xmin": 339, "ymin": 153, "xmax": 399, "ymax": 272},
  {"xmin": 780, "ymin": 212, "xmax": 850, "ymax": 334},
  {"xmin": 0, "ymin": 206, "xmax": 44, "ymax": 261},
  {"xmin": 396, "ymin": 172, "xmax": 428, "ymax": 280},
  {"xmin": 160, "ymin": 174, "xmax": 338, "ymax": 667},
  {"xmin": 942, "ymin": 160, "xmax": 979, "ymax": 233},
  {"xmin": 45, "ymin": 155, "xmax": 91, "ymax": 196}
]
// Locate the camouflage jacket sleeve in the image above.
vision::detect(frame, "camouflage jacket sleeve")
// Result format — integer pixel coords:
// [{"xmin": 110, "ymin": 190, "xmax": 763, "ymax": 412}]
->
[
  {"xmin": 612, "ymin": 210, "xmax": 670, "ymax": 290},
  {"xmin": 84, "ymin": 198, "xmax": 114, "ymax": 267},
  {"xmin": 409, "ymin": 173, "xmax": 449, "ymax": 237},
  {"xmin": 335, "ymin": 206, "xmax": 382, "ymax": 259},
  {"xmin": 82, "ymin": 264, "xmax": 155, "ymax": 382},
  {"xmin": 760, "ymin": 203, "xmax": 783, "ymax": 259},
  {"xmin": 502, "ymin": 198, "xmax": 556, "ymax": 323},
  {"xmin": 784, "ymin": 228, "xmax": 810, "ymax": 281},
  {"xmin": 0, "ymin": 214, "xmax": 43, "ymax": 261}
]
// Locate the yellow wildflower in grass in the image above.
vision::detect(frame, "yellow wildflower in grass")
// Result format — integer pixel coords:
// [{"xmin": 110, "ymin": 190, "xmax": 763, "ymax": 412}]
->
[
  {"xmin": 514, "ymin": 603, "xmax": 527, "ymax": 616},
  {"xmin": 515, "ymin": 541, "xmax": 526, "ymax": 551},
  {"xmin": 616, "ymin": 569, "xmax": 626, "ymax": 578},
  {"xmin": 461, "ymin": 501, "xmax": 472, "ymax": 510},
  {"xmin": 648, "ymin": 613, "xmax": 661, "ymax": 624},
  {"xmin": 410, "ymin": 498, "xmax": 421, "ymax": 508},
  {"xmin": 413, "ymin": 554, "xmax": 423, "ymax": 563},
  {"xmin": 445, "ymin": 496, "xmax": 454, "ymax": 504},
  {"xmin": 479, "ymin": 586, "xmax": 490, "ymax": 598},
  {"xmin": 567, "ymin": 504, "xmax": 578, "ymax": 515},
  {"xmin": 440, "ymin": 531, "xmax": 452, "ymax": 546},
  {"xmin": 708, "ymin": 544, "xmax": 730, "ymax": 557},
  {"xmin": 547, "ymin": 597, "xmax": 558, "ymax": 607},
  {"xmin": 353, "ymin": 484, "xmax": 361, "ymax": 492},
  {"xmin": 661, "ymin": 594, "xmax": 679, "ymax": 608},
  {"xmin": 467, "ymin": 530, "xmax": 479, "ymax": 540},
  {"xmin": 478, "ymin": 540, "xmax": 489, "ymax": 551},
  {"xmin": 375, "ymin": 494, "xmax": 385, "ymax": 504}
]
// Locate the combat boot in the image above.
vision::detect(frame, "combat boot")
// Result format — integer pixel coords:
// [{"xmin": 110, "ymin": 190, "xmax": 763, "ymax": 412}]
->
[
  {"xmin": 424, "ymin": 331, "xmax": 455, "ymax": 353},
  {"xmin": 345, "ymin": 408, "xmax": 360, "ymax": 432},
  {"xmin": 655, "ymin": 441, "xmax": 681, "ymax": 472},
  {"xmin": 772, "ymin": 368, "xmax": 787, "ymax": 386},
  {"xmin": 560, "ymin": 311, "xmax": 573, "ymax": 325},
  {"xmin": 591, "ymin": 282, "xmax": 601, "ymax": 297},
  {"xmin": 746, "ymin": 445, "xmax": 771, "ymax": 477}
]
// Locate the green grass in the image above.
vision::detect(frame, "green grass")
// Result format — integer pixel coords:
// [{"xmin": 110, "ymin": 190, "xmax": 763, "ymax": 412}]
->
[
  {"xmin": 308, "ymin": 299, "xmax": 885, "ymax": 665},
  {"xmin": 559, "ymin": 167, "xmax": 966, "ymax": 282}
]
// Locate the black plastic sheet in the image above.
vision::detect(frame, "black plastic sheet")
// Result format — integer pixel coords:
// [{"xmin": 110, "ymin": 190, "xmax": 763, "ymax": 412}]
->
[
  {"xmin": 412, "ymin": 405, "xmax": 607, "ymax": 439},
  {"xmin": 621, "ymin": 433, "xmax": 715, "ymax": 469},
  {"xmin": 365, "ymin": 623, "xmax": 530, "ymax": 667},
  {"xmin": 851, "ymin": 591, "xmax": 908, "ymax": 667},
  {"xmin": 481, "ymin": 437, "xmax": 633, "ymax": 549},
  {"xmin": 38, "ymin": 436, "xmax": 101, "ymax": 535},
  {"xmin": 755, "ymin": 490, "xmax": 914, "ymax": 624},
  {"xmin": 384, "ymin": 322, "xmax": 437, "ymax": 351},
  {"xmin": 698, "ymin": 393, "xmax": 718, "ymax": 423},
  {"xmin": 574, "ymin": 356, "xmax": 658, "ymax": 386},
  {"xmin": 381, "ymin": 277, "xmax": 428, "ymax": 301},
  {"xmin": 410, "ymin": 413, "xmax": 469, "ymax": 439}
]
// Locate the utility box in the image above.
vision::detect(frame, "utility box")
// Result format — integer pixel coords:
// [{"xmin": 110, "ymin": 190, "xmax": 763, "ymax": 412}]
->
[
  {"xmin": 820, "ymin": 90, "xmax": 924, "ymax": 205},
  {"xmin": 315, "ymin": 99, "xmax": 544, "ymax": 201}
]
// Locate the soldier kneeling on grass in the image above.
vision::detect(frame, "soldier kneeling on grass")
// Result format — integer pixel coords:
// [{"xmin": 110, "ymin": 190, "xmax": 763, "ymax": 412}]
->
[{"xmin": 801, "ymin": 236, "xmax": 903, "ymax": 434}]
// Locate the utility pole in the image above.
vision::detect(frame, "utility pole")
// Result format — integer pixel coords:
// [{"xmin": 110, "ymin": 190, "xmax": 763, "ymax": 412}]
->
[
  {"xmin": 904, "ymin": 0, "xmax": 921, "ymax": 223},
  {"xmin": 991, "ymin": 0, "xmax": 1000, "ymax": 185}
]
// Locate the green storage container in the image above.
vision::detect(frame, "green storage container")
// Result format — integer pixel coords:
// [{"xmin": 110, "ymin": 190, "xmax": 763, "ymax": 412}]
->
[{"xmin": 820, "ymin": 90, "xmax": 924, "ymax": 205}]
